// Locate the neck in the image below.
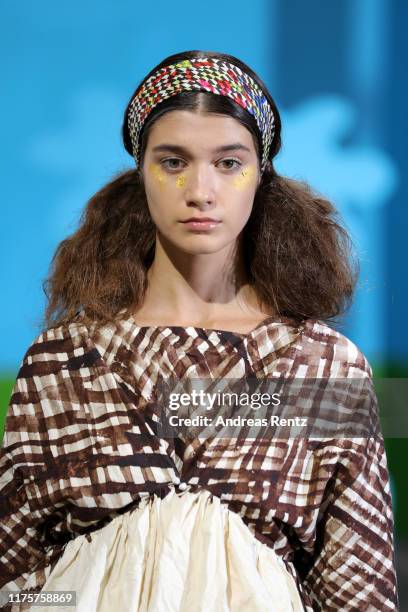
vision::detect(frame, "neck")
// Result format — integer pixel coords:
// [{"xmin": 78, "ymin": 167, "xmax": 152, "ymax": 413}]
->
[{"xmin": 136, "ymin": 232, "xmax": 263, "ymax": 323}]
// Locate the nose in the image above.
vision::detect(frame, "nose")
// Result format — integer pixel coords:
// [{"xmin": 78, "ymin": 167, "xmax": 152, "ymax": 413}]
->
[{"xmin": 184, "ymin": 164, "xmax": 215, "ymax": 209}]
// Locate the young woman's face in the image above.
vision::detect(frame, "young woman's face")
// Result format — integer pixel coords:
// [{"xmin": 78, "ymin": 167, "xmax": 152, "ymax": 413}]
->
[{"xmin": 141, "ymin": 110, "xmax": 261, "ymax": 255}]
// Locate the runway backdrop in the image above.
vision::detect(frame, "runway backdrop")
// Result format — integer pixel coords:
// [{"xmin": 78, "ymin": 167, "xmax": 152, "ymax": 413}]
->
[{"xmin": 1, "ymin": 0, "xmax": 407, "ymax": 543}]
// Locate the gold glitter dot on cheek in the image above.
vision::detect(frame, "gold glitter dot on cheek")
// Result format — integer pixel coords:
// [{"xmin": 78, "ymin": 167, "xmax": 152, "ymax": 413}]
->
[
  {"xmin": 233, "ymin": 165, "xmax": 256, "ymax": 191},
  {"xmin": 176, "ymin": 175, "xmax": 186, "ymax": 188},
  {"xmin": 148, "ymin": 163, "xmax": 167, "ymax": 189}
]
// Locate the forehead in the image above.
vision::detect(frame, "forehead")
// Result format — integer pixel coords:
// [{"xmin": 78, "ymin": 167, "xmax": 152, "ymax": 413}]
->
[{"xmin": 146, "ymin": 110, "xmax": 256, "ymax": 151}]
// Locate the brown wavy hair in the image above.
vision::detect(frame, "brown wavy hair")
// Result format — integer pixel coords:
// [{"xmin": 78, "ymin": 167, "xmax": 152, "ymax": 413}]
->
[{"xmin": 42, "ymin": 49, "xmax": 358, "ymax": 331}]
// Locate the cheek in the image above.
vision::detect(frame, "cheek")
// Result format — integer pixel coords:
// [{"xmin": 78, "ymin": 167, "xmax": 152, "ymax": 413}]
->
[
  {"xmin": 235, "ymin": 198, "xmax": 254, "ymax": 229},
  {"xmin": 144, "ymin": 164, "xmax": 173, "ymax": 226},
  {"xmin": 231, "ymin": 166, "xmax": 257, "ymax": 226},
  {"xmin": 146, "ymin": 162, "xmax": 168, "ymax": 191},
  {"xmin": 175, "ymin": 174, "xmax": 186, "ymax": 188},
  {"xmin": 232, "ymin": 165, "xmax": 257, "ymax": 191},
  {"xmin": 144, "ymin": 163, "xmax": 174, "ymax": 216}
]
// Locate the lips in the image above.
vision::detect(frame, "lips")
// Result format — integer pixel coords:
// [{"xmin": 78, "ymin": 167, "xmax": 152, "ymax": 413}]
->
[
  {"xmin": 180, "ymin": 218, "xmax": 221, "ymax": 231},
  {"xmin": 181, "ymin": 217, "xmax": 220, "ymax": 223}
]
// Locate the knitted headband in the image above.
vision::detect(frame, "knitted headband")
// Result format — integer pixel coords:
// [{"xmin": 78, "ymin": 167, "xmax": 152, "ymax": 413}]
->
[{"xmin": 127, "ymin": 57, "xmax": 275, "ymax": 174}]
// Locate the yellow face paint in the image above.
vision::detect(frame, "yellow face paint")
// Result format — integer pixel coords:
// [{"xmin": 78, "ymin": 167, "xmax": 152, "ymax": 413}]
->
[
  {"xmin": 176, "ymin": 174, "xmax": 186, "ymax": 188},
  {"xmin": 148, "ymin": 163, "xmax": 167, "ymax": 189},
  {"xmin": 233, "ymin": 165, "xmax": 256, "ymax": 191}
]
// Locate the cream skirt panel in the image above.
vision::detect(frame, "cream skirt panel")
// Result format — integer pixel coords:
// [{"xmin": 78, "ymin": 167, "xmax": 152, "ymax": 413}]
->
[{"xmin": 37, "ymin": 487, "xmax": 305, "ymax": 612}]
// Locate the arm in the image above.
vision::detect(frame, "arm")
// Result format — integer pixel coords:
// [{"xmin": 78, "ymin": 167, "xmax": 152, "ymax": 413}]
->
[
  {"xmin": 0, "ymin": 318, "xmax": 181, "ymax": 599},
  {"xmin": 0, "ymin": 323, "xmax": 96, "ymax": 593},
  {"xmin": 0, "ymin": 351, "xmax": 51, "ymax": 594},
  {"xmin": 300, "ymin": 377, "xmax": 398, "ymax": 610}
]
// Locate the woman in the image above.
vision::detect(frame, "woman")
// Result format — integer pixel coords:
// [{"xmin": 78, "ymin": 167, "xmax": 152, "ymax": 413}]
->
[{"xmin": 0, "ymin": 50, "xmax": 398, "ymax": 611}]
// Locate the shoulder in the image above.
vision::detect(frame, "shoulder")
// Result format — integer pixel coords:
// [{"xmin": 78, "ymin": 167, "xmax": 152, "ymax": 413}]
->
[
  {"xmin": 294, "ymin": 318, "xmax": 373, "ymax": 378},
  {"xmin": 17, "ymin": 318, "xmax": 103, "ymax": 378},
  {"xmin": 18, "ymin": 313, "xmax": 140, "ymax": 378}
]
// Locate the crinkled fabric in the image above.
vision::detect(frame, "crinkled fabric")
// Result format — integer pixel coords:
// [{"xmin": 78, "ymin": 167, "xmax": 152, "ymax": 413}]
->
[{"xmin": 36, "ymin": 487, "xmax": 304, "ymax": 612}]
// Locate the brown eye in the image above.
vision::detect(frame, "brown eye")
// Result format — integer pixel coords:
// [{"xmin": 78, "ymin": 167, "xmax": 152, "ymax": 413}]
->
[{"xmin": 219, "ymin": 159, "xmax": 242, "ymax": 170}]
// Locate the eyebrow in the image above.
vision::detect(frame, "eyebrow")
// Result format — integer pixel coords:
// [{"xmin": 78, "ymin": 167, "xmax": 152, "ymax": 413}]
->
[{"xmin": 151, "ymin": 143, "xmax": 252, "ymax": 155}]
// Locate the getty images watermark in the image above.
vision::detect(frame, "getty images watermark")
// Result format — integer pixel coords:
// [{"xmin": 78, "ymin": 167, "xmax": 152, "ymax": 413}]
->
[
  {"xmin": 146, "ymin": 376, "xmax": 408, "ymax": 440},
  {"xmin": 166, "ymin": 387, "xmax": 308, "ymax": 429}
]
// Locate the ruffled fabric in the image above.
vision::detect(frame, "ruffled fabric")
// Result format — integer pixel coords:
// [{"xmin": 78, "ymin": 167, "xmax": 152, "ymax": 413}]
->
[{"xmin": 37, "ymin": 487, "xmax": 304, "ymax": 612}]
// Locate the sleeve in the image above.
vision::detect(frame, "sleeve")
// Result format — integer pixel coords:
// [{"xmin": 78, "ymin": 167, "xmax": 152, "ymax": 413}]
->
[
  {"xmin": 299, "ymin": 373, "xmax": 399, "ymax": 610},
  {"xmin": 0, "ymin": 317, "xmax": 176, "ymax": 607},
  {"xmin": 0, "ymin": 337, "xmax": 50, "ymax": 595},
  {"xmin": 0, "ymin": 323, "xmax": 97, "ymax": 597}
]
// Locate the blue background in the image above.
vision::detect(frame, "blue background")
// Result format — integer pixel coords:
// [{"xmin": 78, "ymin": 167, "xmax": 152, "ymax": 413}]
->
[{"xmin": 1, "ymin": 0, "xmax": 406, "ymax": 370}]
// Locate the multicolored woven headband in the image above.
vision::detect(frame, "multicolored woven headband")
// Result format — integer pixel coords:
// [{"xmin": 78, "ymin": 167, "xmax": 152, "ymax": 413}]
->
[{"xmin": 127, "ymin": 57, "xmax": 275, "ymax": 174}]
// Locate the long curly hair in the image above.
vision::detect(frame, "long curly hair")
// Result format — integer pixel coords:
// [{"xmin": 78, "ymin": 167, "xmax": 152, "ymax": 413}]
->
[{"xmin": 42, "ymin": 49, "xmax": 358, "ymax": 331}]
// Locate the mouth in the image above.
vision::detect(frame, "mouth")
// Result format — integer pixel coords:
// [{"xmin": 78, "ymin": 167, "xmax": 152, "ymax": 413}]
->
[{"xmin": 180, "ymin": 218, "xmax": 222, "ymax": 231}]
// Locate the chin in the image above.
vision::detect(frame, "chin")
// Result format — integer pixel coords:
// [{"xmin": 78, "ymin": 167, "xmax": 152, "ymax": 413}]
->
[
  {"xmin": 170, "ymin": 234, "xmax": 231, "ymax": 254},
  {"xmin": 177, "ymin": 243, "xmax": 226, "ymax": 255}
]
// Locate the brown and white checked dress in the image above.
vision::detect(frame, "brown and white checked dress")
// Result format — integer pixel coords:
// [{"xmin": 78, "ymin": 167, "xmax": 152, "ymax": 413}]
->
[{"xmin": 0, "ymin": 311, "xmax": 398, "ymax": 611}]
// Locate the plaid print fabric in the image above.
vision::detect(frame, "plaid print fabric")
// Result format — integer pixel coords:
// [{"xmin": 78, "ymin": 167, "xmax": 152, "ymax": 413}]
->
[
  {"xmin": 0, "ymin": 312, "xmax": 398, "ymax": 611},
  {"xmin": 127, "ymin": 57, "xmax": 275, "ymax": 173}
]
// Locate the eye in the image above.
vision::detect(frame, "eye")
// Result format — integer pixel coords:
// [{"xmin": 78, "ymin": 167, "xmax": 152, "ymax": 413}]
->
[
  {"xmin": 218, "ymin": 158, "xmax": 242, "ymax": 171},
  {"xmin": 160, "ymin": 158, "xmax": 185, "ymax": 171}
]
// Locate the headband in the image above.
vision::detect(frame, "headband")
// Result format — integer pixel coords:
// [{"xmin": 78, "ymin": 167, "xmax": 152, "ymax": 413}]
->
[{"xmin": 127, "ymin": 57, "xmax": 275, "ymax": 174}]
